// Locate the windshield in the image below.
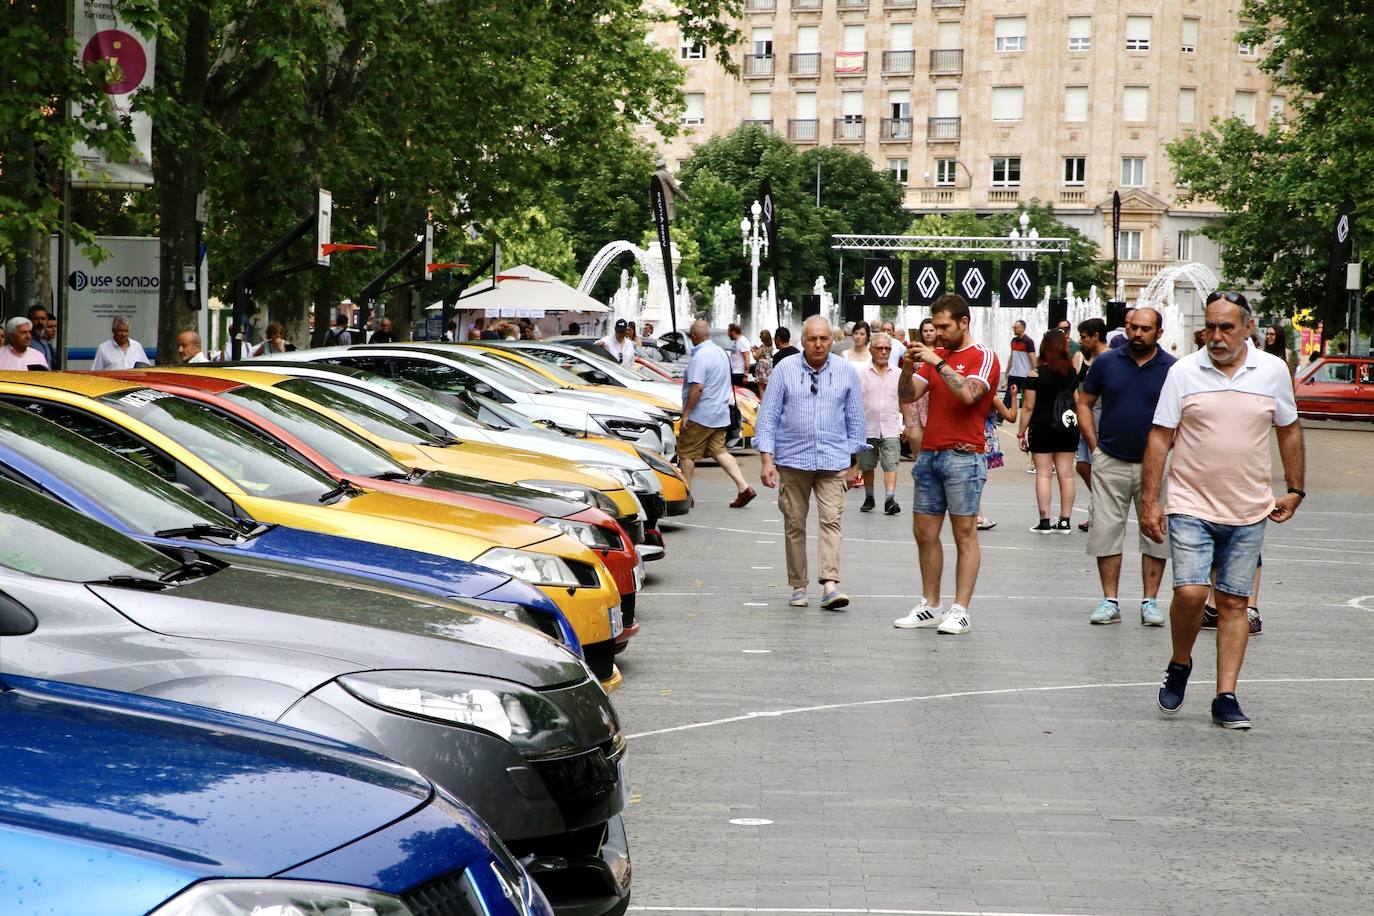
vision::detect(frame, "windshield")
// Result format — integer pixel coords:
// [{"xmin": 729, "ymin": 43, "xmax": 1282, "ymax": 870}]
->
[
  {"xmin": 0, "ymin": 405, "xmax": 236, "ymax": 534},
  {"xmin": 473, "ymin": 350, "xmax": 575, "ymax": 389},
  {"xmin": 467, "ymin": 393, "xmax": 545, "ymax": 431},
  {"xmin": 455, "ymin": 356, "xmax": 551, "ymax": 394},
  {"xmin": 219, "ymin": 385, "xmax": 411, "ymax": 479},
  {"xmin": 103, "ymin": 389, "xmax": 338, "ymax": 504},
  {"xmin": 273, "ymin": 378, "xmax": 449, "ymax": 447},
  {"xmin": 0, "ymin": 478, "xmax": 180, "ymax": 582},
  {"xmin": 352, "ymin": 374, "xmax": 486, "ymax": 430}
]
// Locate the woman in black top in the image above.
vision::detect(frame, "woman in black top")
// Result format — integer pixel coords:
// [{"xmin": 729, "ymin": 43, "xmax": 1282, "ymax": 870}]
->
[{"xmin": 1016, "ymin": 329, "xmax": 1079, "ymax": 533}]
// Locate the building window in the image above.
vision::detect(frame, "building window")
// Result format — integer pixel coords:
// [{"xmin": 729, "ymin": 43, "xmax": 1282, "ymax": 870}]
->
[
  {"xmin": 1178, "ymin": 87, "xmax": 1196, "ymax": 124},
  {"xmin": 680, "ymin": 40, "xmax": 706, "ymax": 60},
  {"xmin": 1125, "ymin": 16, "xmax": 1152, "ymax": 51},
  {"xmin": 995, "ymin": 17, "xmax": 1027, "ymax": 52},
  {"xmin": 1233, "ymin": 90, "xmax": 1256, "ymax": 125},
  {"xmin": 991, "ymin": 156, "xmax": 1022, "ymax": 187},
  {"xmin": 991, "ymin": 86, "xmax": 1025, "ymax": 122},
  {"xmin": 753, "ymin": 27, "xmax": 773, "ymax": 57},
  {"xmin": 890, "ymin": 23, "xmax": 913, "ymax": 51},
  {"xmin": 1067, "ymin": 16, "xmax": 1092, "ymax": 52},
  {"xmin": 1268, "ymin": 95, "xmax": 1285, "ymax": 122},
  {"xmin": 1118, "ymin": 230, "xmax": 1142, "ymax": 261},
  {"xmin": 1237, "ymin": 30, "xmax": 1257, "ymax": 56},
  {"xmin": 1063, "ymin": 156, "xmax": 1086, "ymax": 186},
  {"xmin": 935, "ymin": 158, "xmax": 957, "ymax": 187},
  {"xmin": 750, "ymin": 92, "xmax": 772, "ymax": 122},
  {"xmin": 682, "ymin": 93, "xmax": 705, "ymax": 125},
  {"xmin": 1064, "ymin": 86, "xmax": 1089, "ymax": 122},
  {"xmin": 1181, "ymin": 18, "xmax": 1199, "ymax": 53},
  {"xmin": 1122, "ymin": 86, "xmax": 1149, "ymax": 122},
  {"xmin": 1121, "ymin": 157, "xmax": 1145, "ymax": 187},
  {"xmin": 1177, "ymin": 231, "xmax": 1193, "ymax": 262},
  {"xmin": 887, "ymin": 158, "xmax": 909, "ymax": 184}
]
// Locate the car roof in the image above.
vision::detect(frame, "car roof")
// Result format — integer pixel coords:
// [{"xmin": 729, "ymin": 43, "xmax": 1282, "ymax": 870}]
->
[{"xmin": 0, "ymin": 370, "xmax": 138, "ymax": 397}]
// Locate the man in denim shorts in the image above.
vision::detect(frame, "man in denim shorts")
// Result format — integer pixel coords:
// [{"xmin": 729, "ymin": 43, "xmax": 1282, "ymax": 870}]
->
[
  {"xmin": 893, "ymin": 294, "xmax": 1000, "ymax": 635},
  {"xmin": 1141, "ymin": 291, "xmax": 1305, "ymax": 729}
]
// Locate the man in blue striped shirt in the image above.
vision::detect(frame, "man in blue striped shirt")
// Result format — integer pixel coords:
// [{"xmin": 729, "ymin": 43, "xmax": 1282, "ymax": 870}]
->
[{"xmin": 755, "ymin": 315, "xmax": 867, "ymax": 610}]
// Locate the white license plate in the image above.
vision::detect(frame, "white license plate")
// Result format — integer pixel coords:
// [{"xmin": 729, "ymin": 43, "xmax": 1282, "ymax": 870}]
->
[
  {"xmin": 633, "ymin": 561, "xmax": 645, "ymax": 592},
  {"xmin": 616, "ymin": 755, "xmax": 631, "ymax": 805},
  {"xmin": 609, "ymin": 605, "xmax": 624, "ymax": 638}
]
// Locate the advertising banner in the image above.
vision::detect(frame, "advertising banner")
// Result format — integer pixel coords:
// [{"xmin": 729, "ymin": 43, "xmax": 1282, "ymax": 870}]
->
[
  {"xmin": 1000, "ymin": 260, "xmax": 1039, "ymax": 308},
  {"xmin": 71, "ymin": 0, "xmax": 156, "ymax": 187},
  {"xmin": 863, "ymin": 257, "xmax": 901, "ymax": 306},
  {"xmin": 954, "ymin": 260, "xmax": 993, "ymax": 307},
  {"xmin": 51, "ymin": 235, "xmax": 160, "ymax": 366},
  {"xmin": 908, "ymin": 259, "xmax": 946, "ymax": 307},
  {"xmin": 649, "ymin": 176, "xmax": 679, "ymax": 336}
]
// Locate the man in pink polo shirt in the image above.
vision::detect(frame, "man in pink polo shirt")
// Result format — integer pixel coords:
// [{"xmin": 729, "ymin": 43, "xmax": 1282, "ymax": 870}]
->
[
  {"xmin": 857, "ymin": 332, "xmax": 903, "ymax": 515},
  {"xmin": 1141, "ymin": 291, "xmax": 1305, "ymax": 730}
]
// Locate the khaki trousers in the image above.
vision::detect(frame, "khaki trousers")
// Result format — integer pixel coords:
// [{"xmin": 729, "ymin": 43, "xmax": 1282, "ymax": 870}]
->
[{"xmin": 778, "ymin": 467, "xmax": 847, "ymax": 588}]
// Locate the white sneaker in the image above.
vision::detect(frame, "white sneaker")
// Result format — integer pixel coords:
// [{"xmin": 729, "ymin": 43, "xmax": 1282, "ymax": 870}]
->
[
  {"xmin": 937, "ymin": 604, "xmax": 971, "ymax": 635},
  {"xmin": 893, "ymin": 600, "xmax": 943, "ymax": 628}
]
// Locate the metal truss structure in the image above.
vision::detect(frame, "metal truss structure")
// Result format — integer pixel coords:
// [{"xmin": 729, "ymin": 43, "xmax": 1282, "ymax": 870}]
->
[{"xmin": 831, "ymin": 234, "xmax": 1071, "ymax": 255}]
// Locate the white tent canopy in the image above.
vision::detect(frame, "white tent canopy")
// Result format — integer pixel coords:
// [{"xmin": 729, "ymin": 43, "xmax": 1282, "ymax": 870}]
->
[{"xmin": 428, "ymin": 264, "xmax": 608, "ymax": 315}]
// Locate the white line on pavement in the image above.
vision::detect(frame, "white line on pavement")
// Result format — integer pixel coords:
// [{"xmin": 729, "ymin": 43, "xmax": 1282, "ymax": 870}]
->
[
  {"xmin": 625, "ymin": 677, "xmax": 1374, "ymax": 740},
  {"xmin": 631, "ymin": 906, "xmax": 1091, "ymax": 915}
]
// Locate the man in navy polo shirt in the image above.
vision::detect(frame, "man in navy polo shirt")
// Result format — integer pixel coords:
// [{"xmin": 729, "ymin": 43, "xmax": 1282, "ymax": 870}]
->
[{"xmin": 1075, "ymin": 306, "xmax": 1176, "ymax": 626}]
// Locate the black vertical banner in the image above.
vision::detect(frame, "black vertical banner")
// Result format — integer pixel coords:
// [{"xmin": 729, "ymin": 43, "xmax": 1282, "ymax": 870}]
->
[
  {"xmin": 1326, "ymin": 198, "xmax": 1355, "ymax": 335},
  {"xmin": 908, "ymin": 259, "xmax": 946, "ymax": 307},
  {"xmin": 650, "ymin": 176, "xmax": 678, "ymax": 337},
  {"xmin": 1000, "ymin": 260, "xmax": 1039, "ymax": 308},
  {"xmin": 954, "ymin": 260, "xmax": 993, "ymax": 307},
  {"xmin": 863, "ymin": 257, "xmax": 902, "ymax": 306},
  {"xmin": 759, "ymin": 178, "xmax": 780, "ymax": 282},
  {"xmin": 1111, "ymin": 190, "xmax": 1122, "ymax": 295}
]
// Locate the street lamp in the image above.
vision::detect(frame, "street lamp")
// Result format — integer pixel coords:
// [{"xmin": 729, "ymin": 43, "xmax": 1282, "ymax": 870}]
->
[{"xmin": 741, "ymin": 199, "xmax": 768, "ymax": 322}]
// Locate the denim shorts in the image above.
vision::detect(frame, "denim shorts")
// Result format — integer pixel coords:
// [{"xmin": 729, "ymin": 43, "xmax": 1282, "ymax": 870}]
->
[
  {"xmin": 1168, "ymin": 514, "xmax": 1267, "ymax": 597},
  {"xmin": 912, "ymin": 448, "xmax": 987, "ymax": 517},
  {"xmin": 1075, "ymin": 435, "xmax": 1092, "ymax": 464}
]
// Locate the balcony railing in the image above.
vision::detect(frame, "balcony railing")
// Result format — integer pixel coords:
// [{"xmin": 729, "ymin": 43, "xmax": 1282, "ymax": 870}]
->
[
  {"xmin": 882, "ymin": 50, "xmax": 915, "ymax": 74},
  {"xmin": 927, "ymin": 116, "xmax": 961, "ymax": 141},
  {"xmin": 744, "ymin": 0, "xmax": 776, "ymax": 10},
  {"xmin": 789, "ymin": 52, "xmax": 821, "ymax": 76},
  {"xmin": 837, "ymin": 0, "xmax": 869, "ymax": 8},
  {"xmin": 1059, "ymin": 188, "xmax": 1086, "ymax": 205},
  {"xmin": 791, "ymin": 0, "xmax": 822, "ymax": 9},
  {"xmin": 788, "ymin": 119, "xmax": 819, "ymax": 142},
  {"xmin": 880, "ymin": 117, "xmax": 913, "ymax": 141},
  {"xmin": 834, "ymin": 51, "xmax": 867, "ymax": 75},
  {"xmin": 911, "ymin": 187, "xmax": 968, "ymax": 208},
  {"xmin": 833, "ymin": 117, "xmax": 865, "ymax": 142},
  {"xmin": 742, "ymin": 54, "xmax": 775, "ymax": 78},
  {"xmin": 884, "ymin": 0, "xmax": 917, "ymax": 7},
  {"xmin": 1119, "ymin": 259, "xmax": 1170, "ymax": 281},
  {"xmin": 931, "ymin": 0, "xmax": 964, "ymax": 7},
  {"xmin": 988, "ymin": 188, "xmax": 1021, "ymax": 204},
  {"xmin": 929, "ymin": 48, "xmax": 963, "ymax": 74},
  {"xmin": 744, "ymin": 119, "xmax": 774, "ymax": 134}
]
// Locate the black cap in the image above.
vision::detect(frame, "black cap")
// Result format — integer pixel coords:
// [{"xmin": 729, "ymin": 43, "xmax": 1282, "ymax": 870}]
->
[{"xmin": 614, "ymin": 319, "xmax": 629, "ymax": 331}]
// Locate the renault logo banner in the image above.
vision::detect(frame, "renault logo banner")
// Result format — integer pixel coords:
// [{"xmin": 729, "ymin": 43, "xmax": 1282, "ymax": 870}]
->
[
  {"xmin": 1000, "ymin": 260, "xmax": 1039, "ymax": 308},
  {"xmin": 954, "ymin": 260, "xmax": 993, "ymax": 307},
  {"xmin": 908, "ymin": 259, "xmax": 946, "ymax": 306},
  {"xmin": 863, "ymin": 257, "xmax": 902, "ymax": 305}
]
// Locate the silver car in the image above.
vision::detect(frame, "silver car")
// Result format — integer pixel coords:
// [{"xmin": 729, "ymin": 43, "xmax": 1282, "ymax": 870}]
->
[{"xmin": 0, "ymin": 477, "xmax": 631, "ymax": 916}]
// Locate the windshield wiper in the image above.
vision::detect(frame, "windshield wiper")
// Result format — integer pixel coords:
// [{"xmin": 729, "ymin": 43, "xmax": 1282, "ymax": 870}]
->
[
  {"xmin": 86, "ymin": 575, "xmax": 168, "ymax": 591},
  {"xmin": 371, "ymin": 469, "xmax": 424, "ymax": 482},
  {"xmin": 318, "ymin": 479, "xmax": 363, "ymax": 503},
  {"xmin": 156, "ymin": 560, "xmax": 220, "ymax": 584},
  {"xmin": 153, "ymin": 523, "xmax": 243, "ymax": 540}
]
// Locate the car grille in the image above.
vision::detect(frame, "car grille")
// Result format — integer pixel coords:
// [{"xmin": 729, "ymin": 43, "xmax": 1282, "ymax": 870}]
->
[
  {"xmin": 531, "ymin": 742, "xmax": 621, "ymax": 825},
  {"xmin": 565, "ymin": 558, "xmax": 601, "ymax": 588},
  {"xmin": 402, "ymin": 870, "xmax": 482, "ymax": 916}
]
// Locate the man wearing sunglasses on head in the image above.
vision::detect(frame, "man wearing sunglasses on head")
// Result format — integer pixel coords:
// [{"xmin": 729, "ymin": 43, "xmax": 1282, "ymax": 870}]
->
[
  {"xmin": 756, "ymin": 315, "xmax": 867, "ymax": 611},
  {"xmin": 1143, "ymin": 290, "xmax": 1305, "ymax": 730}
]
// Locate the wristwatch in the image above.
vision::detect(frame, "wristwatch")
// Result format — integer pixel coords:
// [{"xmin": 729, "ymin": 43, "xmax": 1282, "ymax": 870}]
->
[
  {"xmin": 1286, "ymin": 487, "xmax": 1306, "ymax": 499},
  {"xmin": 935, "ymin": 359, "xmax": 948, "ymax": 371}
]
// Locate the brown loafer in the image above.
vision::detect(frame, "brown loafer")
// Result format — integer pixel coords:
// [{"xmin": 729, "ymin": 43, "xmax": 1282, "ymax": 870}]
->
[{"xmin": 730, "ymin": 487, "xmax": 757, "ymax": 508}]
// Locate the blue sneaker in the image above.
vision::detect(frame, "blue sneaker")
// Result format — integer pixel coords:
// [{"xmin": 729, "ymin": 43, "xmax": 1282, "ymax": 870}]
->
[
  {"xmin": 1158, "ymin": 658, "xmax": 1192, "ymax": 714},
  {"xmin": 1089, "ymin": 598, "xmax": 1121, "ymax": 624},
  {"xmin": 1211, "ymin": 692, "xmax": 1252, "ymax": 729},
  {"xmin": 1140, "ymin": 598, "xmax": 1165, "ymax": 627}
]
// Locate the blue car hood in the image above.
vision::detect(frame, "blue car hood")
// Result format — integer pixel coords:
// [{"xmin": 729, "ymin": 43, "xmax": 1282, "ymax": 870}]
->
[{"xmin": 0, "ymin": 676, "xmax": 431, "ymax": 916}]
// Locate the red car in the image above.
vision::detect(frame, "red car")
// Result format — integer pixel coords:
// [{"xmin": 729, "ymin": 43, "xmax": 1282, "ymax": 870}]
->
[
  {"xmin": 1294, "ymin": 355, "xmax": 1374, "ymax": 421},
  {"xmin": 96, "ymin": 371, "xmax": 644, "ymax": 647}
]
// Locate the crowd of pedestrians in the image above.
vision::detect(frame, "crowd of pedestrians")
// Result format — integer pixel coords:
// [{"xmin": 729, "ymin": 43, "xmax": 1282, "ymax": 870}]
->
[{"xmin": 709, "ymin": 290, "xmax": 1306, "ymax": 731}]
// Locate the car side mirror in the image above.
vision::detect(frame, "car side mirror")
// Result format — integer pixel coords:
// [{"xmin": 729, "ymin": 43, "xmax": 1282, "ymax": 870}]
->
[
  {"xmin": 0, "ymin": 591, "xmax": 37, "ymax": 636},
  {"xmin": 472, "ymin": 383, "xmax": 494, "ymax": 398},
  {"xmin": 586, "ymin": 370, "xmax": 611, "ymax": 384}
]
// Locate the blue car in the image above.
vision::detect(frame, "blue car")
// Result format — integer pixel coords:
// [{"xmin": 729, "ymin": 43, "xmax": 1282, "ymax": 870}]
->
[
  {"xmin": 0, "ymin": 403, "xmax": 579, "ymax": 652},
  {"xmin": 0, "ymin": 672, "xmax": 552, "ymax": 916}
]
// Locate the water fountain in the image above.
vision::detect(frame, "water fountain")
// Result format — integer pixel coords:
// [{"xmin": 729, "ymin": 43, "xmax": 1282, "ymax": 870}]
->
[
  {"xmin": 712, "ymin": 283, "xmax": 737, "ymax": 330},
  {"xmin": 1136, "ymin": 262, "xmax": 1218, "ymax": 355}
]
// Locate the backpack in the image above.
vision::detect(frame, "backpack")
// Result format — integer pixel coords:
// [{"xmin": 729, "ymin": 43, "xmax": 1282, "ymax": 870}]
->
[{"xmin": 1050, "ymin": 383, "xmax": 1078, "ymax": 434}]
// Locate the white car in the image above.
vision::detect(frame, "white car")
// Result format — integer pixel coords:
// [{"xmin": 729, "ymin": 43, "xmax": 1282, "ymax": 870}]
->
[
  {"xmin": 492, "ymin": 340, "xmax": 686, "ymax": 404},
  {"xmin": 267, "ymin": 345, "xmax": 677, "ymax": 457}
]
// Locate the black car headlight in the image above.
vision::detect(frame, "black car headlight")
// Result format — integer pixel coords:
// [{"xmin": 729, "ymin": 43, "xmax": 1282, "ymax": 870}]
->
[
  {"xmin": 516, "ymin": 479, "xmax": 620, "ymax": 517},
  {"xmin": 340, "ymin": 670, "xmax": 583, "ymax": 757}
]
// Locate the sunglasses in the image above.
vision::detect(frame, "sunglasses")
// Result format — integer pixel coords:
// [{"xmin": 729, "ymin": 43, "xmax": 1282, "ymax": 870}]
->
[
  {"xmin": 809, "ymin": 370, "xmax": 820, "ymax": 394},
  {"xmin": 1206, "ymin": 290, "xmax": 1251, "ymax": 310}
]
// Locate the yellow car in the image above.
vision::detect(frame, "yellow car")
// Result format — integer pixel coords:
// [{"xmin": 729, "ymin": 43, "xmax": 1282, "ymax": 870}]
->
[
  {"xmin": 465, "ymin": 344, "xmax": 682, "ymax": 417},
  {"xmin": 0, "ymin": 372, "xmax": 628, "ymax": 686}
]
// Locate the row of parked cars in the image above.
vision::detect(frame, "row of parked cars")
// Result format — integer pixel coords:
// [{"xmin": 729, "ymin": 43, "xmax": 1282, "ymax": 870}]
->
[{"xmin": 0, "ymin": 340, "xmax": 698, "ymax": 916}]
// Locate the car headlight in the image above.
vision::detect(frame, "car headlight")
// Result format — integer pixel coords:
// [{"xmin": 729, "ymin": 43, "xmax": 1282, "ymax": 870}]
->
[
  {"xmin": 537, "ymin": 516, "xmax": 616, "ymax": 549},
  {"xmin": 454, "ymin": 597, "xmax": 544, "ymax": 630},
  {"xmin": 631, "ymin": 468, "xmax": 660, "ymax": 493},
  {"xmin": 149, "ymin": 879, "xmax": 412, "ymax": 915},
  {"xmin": 519, "ymin": 479, "xmax": 621, "ymax": 517},
  {"xmin": 635, "ymin": 447, "xmax": 679, "ymax": 477},
  {"xmin": 339, "ymin": 670, "xmax": 582, "ymax": 757},
  {"xmin": 582, "ymin": 463, "xmax": 636, "ymax": 488},
  {"xmin": 477, "ymin": 546, "xmax": 580, "ymax": 587},
  {"xmin": 592, "ymin": 416, "xmax": 656, "ymax": 437}
]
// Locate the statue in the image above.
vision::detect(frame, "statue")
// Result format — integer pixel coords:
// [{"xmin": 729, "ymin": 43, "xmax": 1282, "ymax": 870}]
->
[{"xmin": 654, "ymin": 157, "xmax": 689, "ymax": 223}]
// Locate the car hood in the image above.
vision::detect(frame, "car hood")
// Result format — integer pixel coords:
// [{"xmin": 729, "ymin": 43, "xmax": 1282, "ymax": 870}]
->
[
  {"xmin": 0, "ymin": 675, "xmax": 431, "ymax": 911},
  {"xmin": 533, "ymin": 390, "xmax": 661, "ymax": 419},
  {"xmin": 416, "ymin": 471, "xmax": 588, "ymax": 518},
  {"xmin": 94, "ymin": 563, "xmax": 587, "ymax": 688},
  {"xmin": 479, "ymin": 427, "xmax": 649, "ymax": 470},
  {"xmin": 341, "ymin": 489, "xmax": 556, "ymax": 550}
]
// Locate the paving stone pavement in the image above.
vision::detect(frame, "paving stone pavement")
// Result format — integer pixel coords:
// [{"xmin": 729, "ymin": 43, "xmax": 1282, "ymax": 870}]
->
[{"xmin": 614, "ymin": 426, "xmax": 1374, "ymax": 916}]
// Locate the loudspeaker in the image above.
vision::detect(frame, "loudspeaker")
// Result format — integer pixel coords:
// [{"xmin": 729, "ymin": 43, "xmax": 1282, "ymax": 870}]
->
[
  {"xmin": 1106, "ymin": 300, "xmax": 1129, "ymax": 330},
  {"xmin": 1047, "ymin": 297, "xmax": 1069, "ymax": 328},
  {"xmin": 800, "ymin": 294, "xmax": 821, "ymax": 319},
  {"xmin": 843, "ymin": 295, "xmax": 864, "ymax": 322}
]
